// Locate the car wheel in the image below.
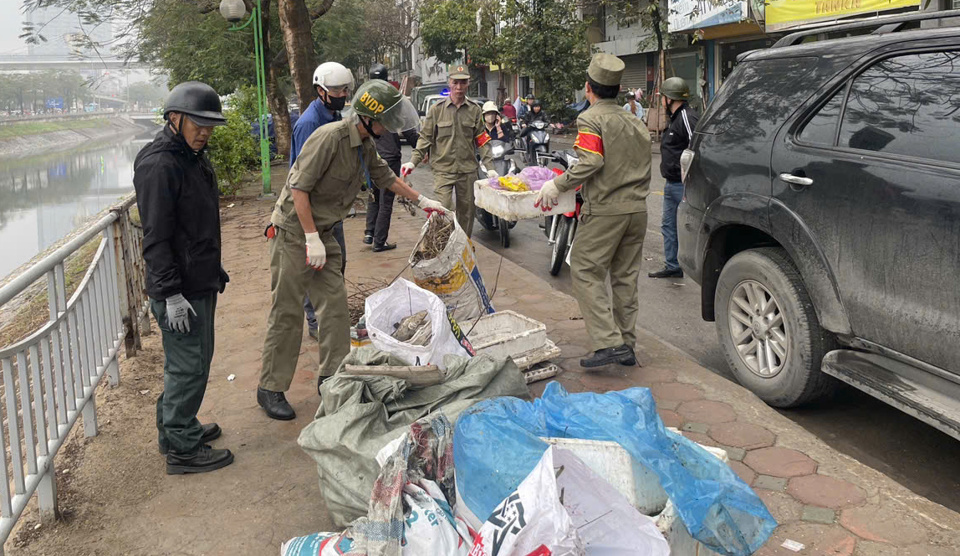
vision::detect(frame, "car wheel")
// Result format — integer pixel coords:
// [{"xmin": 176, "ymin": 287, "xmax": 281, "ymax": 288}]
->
[{"xmin": 715, "ymin": 247, "xmax": 837, "ymax": 407}]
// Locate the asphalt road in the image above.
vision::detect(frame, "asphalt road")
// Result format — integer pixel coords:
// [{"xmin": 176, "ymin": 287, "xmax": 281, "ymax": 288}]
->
[{"xmin": 401, "ymin": 145, "xmax": 960, "ymax": 513}]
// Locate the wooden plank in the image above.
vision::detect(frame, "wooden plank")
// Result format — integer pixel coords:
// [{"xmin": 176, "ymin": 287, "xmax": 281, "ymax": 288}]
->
[{"xmin": 342, "ymin": 364, "xmax": 444, "ymax": 387}]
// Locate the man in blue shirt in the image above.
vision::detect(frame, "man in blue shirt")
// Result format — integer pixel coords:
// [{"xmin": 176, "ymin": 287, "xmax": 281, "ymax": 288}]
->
[{"xmin": 290, "ymin": 62, "xmax": 355, "ymax": 342}]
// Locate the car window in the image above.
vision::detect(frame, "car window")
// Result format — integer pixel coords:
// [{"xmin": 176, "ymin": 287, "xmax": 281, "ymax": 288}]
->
[
  {"xmin": 839, "ymin": 51, "xmax": 960, "ymax": 165},
  {"xmin": 797, "ymin": 88, "xmax": 845, "ymax": 146}
]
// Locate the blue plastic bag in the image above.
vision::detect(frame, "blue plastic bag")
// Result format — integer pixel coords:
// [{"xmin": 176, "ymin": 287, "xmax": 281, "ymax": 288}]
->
[{"xmin": 453, "ymin": 382, "xmax": 777, "ymax": 556}]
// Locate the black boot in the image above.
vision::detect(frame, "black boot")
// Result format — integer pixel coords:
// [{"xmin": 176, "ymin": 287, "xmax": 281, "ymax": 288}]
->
[
  {"xmin": 159, "ymin": 423, "xmax": 222, "ymax": 455},
  {"xmin": 257, "ymin": 388, "xmax": 296, "ymax": 420},
  {"xmin": 648, "ymin": 267, "xmax": 683, "ymax": 278},
  {"xmin": 363, "ymin": 233, "xmax": 373, "ymax": 245},
  {"xmin": 372, "ymin": 242, "xmax": 397, "ymax": 252},
  {"xmin": 166, "ymin": 445, "xmax": 234, "ymax": 475},
  {"xmin": 619, "ymin": 345, "xmax": 638, "ymax": 366},
  {"xmin": 580, "ymin": 345, "xmax": 632, "ymax": 368}
]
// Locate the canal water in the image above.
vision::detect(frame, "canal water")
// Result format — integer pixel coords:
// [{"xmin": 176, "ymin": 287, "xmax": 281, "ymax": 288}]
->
[{"xmin": 0, "ymin": 127, "xmax": 159, "ymax": 280}]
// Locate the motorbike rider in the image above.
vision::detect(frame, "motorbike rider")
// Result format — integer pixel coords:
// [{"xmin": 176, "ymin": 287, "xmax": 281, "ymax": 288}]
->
[
  {"xmin": 482, "ymin": 101, "xmax": 513, "ymax": 142},
  {"xmin": 364, "ymin": 63, "xmax": 420, "ymax": 252},
  {"xmin": 518, "ymin": 93, "xmax": 536, "ymax": 120}
]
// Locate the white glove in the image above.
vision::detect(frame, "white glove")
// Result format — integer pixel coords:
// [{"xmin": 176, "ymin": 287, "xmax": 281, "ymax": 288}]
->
[
  {"xmin": 165, "ymin": 294, "xmax": 196, "ymax": 334},
  {"xmin": 534, "ymin": 179, "xmax": 560, "ymax": 211},
  {"xmin": 417, "ymin": 195, "xmax": 446, "ymax": 214},
  {"xmin": 305, "ymin": 231, "xmax": 326, "ymax": 269},
  {"xmin": 400, "ymin": 162, "xmax": 415, "ymax": 177},
  {"xmin": 486, "ymin": 169, "xmax": 498, "ymax": 179}
]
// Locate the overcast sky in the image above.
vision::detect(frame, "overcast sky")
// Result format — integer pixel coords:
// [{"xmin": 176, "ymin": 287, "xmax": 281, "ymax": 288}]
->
[{"xmin": 0, "ymin": 0, "xmax": 27, "ymax": 55}]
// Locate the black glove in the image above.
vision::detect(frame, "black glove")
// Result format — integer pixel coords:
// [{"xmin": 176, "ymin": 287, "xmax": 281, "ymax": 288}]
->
[{"xmin": 218, "ymin": 266, "xmax": 230, "ymax": 294}]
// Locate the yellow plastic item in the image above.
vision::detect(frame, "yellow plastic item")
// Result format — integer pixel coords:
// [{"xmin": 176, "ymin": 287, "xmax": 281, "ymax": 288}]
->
[{"xmin": 498, "ymin": 176, "xmax": 530, "ymax": 192}]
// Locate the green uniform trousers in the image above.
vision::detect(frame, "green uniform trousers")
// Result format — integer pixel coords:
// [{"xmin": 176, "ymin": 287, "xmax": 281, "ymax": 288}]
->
[
  {"xmin": 434, "ymin": 171, "xmax": 477, "ymax": 237},
  {"xmin": 151, "ymin": 293, "xmax": 217, "ymax": 456},
  {"xmin": 260, "ymin": 226, "xmax": 349, "ymax": 392},
  {"xmin": 570, "ymin": 212, "xmax": 648, "ymax": 351}
]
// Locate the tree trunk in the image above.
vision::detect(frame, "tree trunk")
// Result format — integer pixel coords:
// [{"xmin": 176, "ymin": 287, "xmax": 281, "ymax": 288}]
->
[
  {"xmin": 278, "ymin": 0, "xmax": 318, "ymax": 112},
  {"xmin": 262, "ymin": 0, "xmax": 292, "ymax": 160}
]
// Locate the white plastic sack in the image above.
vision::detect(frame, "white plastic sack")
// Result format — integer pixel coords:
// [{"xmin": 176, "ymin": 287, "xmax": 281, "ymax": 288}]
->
[
  {"xmin": 402, "ymin": 480, "xmax": 473, "ymax": 556},
  {"xmin": 365, "ymin": 279, "xmax": 474, "ymax": 370},
  {"xmin": 470, "ymin": 446, "xmax": 669, "ymax": 556},
  {"xmin": 410, "ymin": 213, "xmax": 495, "ymax": 323},
  {"xmin": 280, "ymin": 531, "xmax": 353, "ymax": 556}
]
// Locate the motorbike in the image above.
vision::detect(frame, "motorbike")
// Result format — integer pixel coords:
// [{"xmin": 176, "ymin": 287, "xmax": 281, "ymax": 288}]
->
[
  {"xmin": 476, "ymin": 139, "xmax": 519, "ymax": 248},
  {"xmin": 519, "ymin": 120, "xmax": 551, "ymax": 166},
  {"xmin": 542, "ymin": 150, "xmax": 581, "ymax": 276}
]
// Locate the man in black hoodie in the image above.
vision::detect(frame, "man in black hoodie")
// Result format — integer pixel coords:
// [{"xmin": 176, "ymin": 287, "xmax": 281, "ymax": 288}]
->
[{"xmin": 133, "ymin": 81, "xmax": 233, "ymax": 475}]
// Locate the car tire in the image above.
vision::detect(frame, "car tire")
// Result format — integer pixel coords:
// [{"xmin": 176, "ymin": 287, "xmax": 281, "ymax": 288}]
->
[{"xmin": 715, "ymin": 247, "xmax": 837, "ymax": 408}]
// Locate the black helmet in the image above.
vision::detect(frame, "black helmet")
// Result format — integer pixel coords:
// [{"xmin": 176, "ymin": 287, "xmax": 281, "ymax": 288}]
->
[
  {"xmin": 163, "ymin": 81, "xmax": 226, "ymax": 126},
  {"xmin": 369, "ymin": 63, "xmax": 388, "ymax": 81},
  {"xmin": 532, "ymin": 99, "xmax": 541, "ymax": 108}
]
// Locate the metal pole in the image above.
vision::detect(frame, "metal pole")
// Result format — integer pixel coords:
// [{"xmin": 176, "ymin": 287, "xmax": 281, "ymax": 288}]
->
[{"xmin": 253, "ymin": 0, "xmax": 273, "ymax": 198}]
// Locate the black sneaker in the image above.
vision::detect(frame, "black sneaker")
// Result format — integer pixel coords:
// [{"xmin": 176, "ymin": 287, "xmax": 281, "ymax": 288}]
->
[
  {"xmin": 257, "ymin": 388, "xmax": 296, "ymax": 420},
  {"xmin": 580, "ymin": 345, "xmax": 632, "ymax": 368},
  {"xmin": 159, "ymin": 423, "xmax": 222, "ymax": 455},
  {"xmin": 619, "ymin": 345, "xmax": 638, "ymax": 366},
  {"xmin": 648, "ymin": 267, "xmax": 683, "ymax": 279},
  {"xmin": 372, "ymin": 242, "xmax": 397, "ymax": 252},
  {"xmin": 166, "ymin": 445, "xmax": 234, "ymax": 475},
  {"xmin": 363, "ymin": 234, "xmax": 374, "ymax": 245}
]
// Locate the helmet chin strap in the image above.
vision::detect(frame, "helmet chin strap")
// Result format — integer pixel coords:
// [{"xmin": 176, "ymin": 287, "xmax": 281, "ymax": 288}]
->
[{"xmin": 360, "ymin": 116, "xmax": 381, "ymax": 140}]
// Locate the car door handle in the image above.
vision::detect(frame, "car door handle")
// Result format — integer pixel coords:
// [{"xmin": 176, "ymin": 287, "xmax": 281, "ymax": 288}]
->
[{"xmin": 779, "ymin": 173, "xmax": 813, "ymax": 187}]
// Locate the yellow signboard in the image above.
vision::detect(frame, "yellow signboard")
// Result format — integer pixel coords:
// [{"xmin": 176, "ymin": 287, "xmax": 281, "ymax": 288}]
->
[{"xmin": 766, "ymin": 0, "xmax": 920, "ymax": 31}]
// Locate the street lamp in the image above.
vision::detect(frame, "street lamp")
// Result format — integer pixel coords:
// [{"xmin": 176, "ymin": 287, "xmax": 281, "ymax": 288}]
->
[{"xmin": 220, "ymin": 0, "xmax": 273, "ymax": 198}]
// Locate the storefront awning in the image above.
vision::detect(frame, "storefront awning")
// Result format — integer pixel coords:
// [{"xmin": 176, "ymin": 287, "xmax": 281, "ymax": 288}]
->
[{"xmin": 765, "ymin": 0, "xmax": 920, "ymax": 31}]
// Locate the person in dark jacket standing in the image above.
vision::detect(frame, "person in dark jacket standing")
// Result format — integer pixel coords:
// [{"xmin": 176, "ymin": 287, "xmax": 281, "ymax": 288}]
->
[
  {"xmin": 649, "ymin": 77, "xmax": 698, "ymax": 279},
  {"xmin": 363, "ymin": 63, "xmax": 420, "ymax": 252},
  {"xmin": 133, "ymin": 81, "xmax": 233, "ymax": 474}
]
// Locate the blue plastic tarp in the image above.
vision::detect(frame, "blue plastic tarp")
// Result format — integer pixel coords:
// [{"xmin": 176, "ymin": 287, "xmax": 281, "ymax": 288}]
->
[{"xmin": 453, "ymin": 382, "xmax": 777, "ymax": 556}]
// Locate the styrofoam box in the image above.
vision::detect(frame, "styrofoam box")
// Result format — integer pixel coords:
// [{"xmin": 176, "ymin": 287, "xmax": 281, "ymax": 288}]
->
[
  {"xmin": 474, "ymin": 179, "xmax": 576, "ymax": 221},
  {"xmin": 469, "ymin": 310, "xmax": 548, "ymax": 361}
]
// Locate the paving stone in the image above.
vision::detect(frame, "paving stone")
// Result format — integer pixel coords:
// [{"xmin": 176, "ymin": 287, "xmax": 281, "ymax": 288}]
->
[
  {"xmin": 729, "ymin": 460, "xmax": 756, "ymax": 485},
  {"xmin": 494, "ymin": 295, "xmax": 517, "ymax": 307},
  {"xmin": 681, "ymin": 431, "xmax": 716, "ymax": 447},
  {"xmin": 632, "ymin": 367, "xmax": 678, "ymax": 385},
  {"xmin": 676, "ymin": 399, "xmax": 737, "ymax": 425},
  {"xmin": 840, "ymin": 504, "xmax": 928, "ymax": 546},
  {"xmin": 719, "ymin": 445, "xmax": 747, "ymax": 461},
  {"xmin": 854, "ymin": 541, "xmax": 897, "ymax": 556},
  {"xmin": 802, "ymin": 505, "xmax": 837, "ymax": 524},
  {"xmin": 752, "ymin": 522, "xmax": 857, "ymax": 556},
  {"xmin": 756, "ymin": 489, "xmax": 804, "ymax": 523},
  {"xmin": 708, "ymin": 421, "xmax": 776, "ymax": 450},
  {"xmin": 743, "ymin": 447, "xmax": 818, "ymax": 478},
  {"xmin": 649, "ymin": 382, "xmax": 704, "ymax": 402},
  {"xmin": 753, "ymin": 475, "xmax": 788, "ymax": 491},
  {"xmin": 655, "ymin": 399, "xmax": 680, "ymax": 411},
  {"xmin": 787, "ymin": 474, "xmax": 866, "ymax": 510},
  {"xmin": 899, "ymin": 544, "xmax": 960, "ymax": 556},
  {"xmin": 682, "ymin": 422, "xmax": 710, "ymax": 434},
  {"xmin": 657, "ymin": 409, "xmax": 683, "ymax": 428}
]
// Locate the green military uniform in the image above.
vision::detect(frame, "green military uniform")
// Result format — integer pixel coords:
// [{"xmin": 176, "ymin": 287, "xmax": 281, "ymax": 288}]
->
[
  {"xmin": 553, "ymin": 53, "xmax": 652, "ymax": 352},
  {"xmin": 410, "ymin": 68, "xmax": 493, "ymax": 237},
  {"xmin": 261, "ymin": 114, "xmax": 397, "ymax": 391}
]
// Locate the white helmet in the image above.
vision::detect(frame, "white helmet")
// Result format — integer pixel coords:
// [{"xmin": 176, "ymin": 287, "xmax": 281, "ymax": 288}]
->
[
  {"xmin": 481, "ymin": 101, "xmax": 499, "ymax": 115},
  {"xmin": 313, "ymin": 62, "xmax": 355, "ymax": 92}
]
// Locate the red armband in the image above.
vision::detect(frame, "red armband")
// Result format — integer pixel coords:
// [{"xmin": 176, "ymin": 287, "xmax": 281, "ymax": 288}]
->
[
  {"xmin": 574, "ymin": 130, "xmax": 603, "ymax": 157},
  {"xmin": 475, "ymin": 131, "xmax": 491, "ymax": 148}
]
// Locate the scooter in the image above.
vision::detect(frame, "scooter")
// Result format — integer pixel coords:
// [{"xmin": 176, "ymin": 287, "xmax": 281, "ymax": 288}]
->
[
  {"xmin": 542, "ymin": 150, "xmax": 581, "ymax": 276},
  {"xmin": 521, "ymin": 120, "xmax": 551, "ymax": 166},
  {"xmin": 476, "ymin": 139, "xmax": 519, "ymax": 248}
]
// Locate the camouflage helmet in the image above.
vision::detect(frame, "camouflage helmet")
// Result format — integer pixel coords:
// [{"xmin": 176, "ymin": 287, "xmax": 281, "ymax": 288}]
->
[
  {"xmin": 661, "ymin": 77, "xmax": 690, "ymax": 101},
  {"xmin": 351, "ymin": 80, "xmax": 419, "ymax": 133}
]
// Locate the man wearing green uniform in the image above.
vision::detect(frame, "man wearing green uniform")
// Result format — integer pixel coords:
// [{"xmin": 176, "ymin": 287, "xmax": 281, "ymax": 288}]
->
[
  {"xmin": 401, "ymin": 65, "xmax": 496, "ymax": 237},
  {"xmin": 535, "ymin": 53, "xmax": 652, "ymax": 368},
  {"xmin": 258, "ymin": 81, "xmax": 446, "ymax": 420}
]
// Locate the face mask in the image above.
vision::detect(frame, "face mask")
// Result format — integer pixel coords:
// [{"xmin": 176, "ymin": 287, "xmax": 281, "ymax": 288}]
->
[
  {"xmin": 485, "ymin": 114, "xmax": 497, "ymax": 124},
  {"xmin": 323, "ymin": 94, "xmax": 347, "ymax": 112}
]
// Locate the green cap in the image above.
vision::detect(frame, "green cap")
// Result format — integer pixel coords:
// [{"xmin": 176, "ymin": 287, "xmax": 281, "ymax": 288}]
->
[
  {"xmin": 662, "ymin": 77, "xmax": 690, "ymax": 100},
  {"xmin": 587, "ymin": 53, "xmax": 624, "ymax": 87},
  {"xmin": 449, "ymin": 65, "xmax": 470, "ymax": 80}
]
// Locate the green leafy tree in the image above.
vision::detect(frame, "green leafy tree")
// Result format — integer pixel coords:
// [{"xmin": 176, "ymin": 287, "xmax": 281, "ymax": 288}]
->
[
  {"xmin": 208, "ymin": 109, "xmax": 258, "ymax": 195},
  {"xmin": 418, "ymin": 0, "xmax": 479, "ymax": 65}
]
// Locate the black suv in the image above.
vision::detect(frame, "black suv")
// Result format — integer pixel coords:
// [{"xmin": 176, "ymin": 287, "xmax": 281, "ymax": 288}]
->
[{"xmin": 678, "ymin": 10, "xmax": 960, "ymax": 440}]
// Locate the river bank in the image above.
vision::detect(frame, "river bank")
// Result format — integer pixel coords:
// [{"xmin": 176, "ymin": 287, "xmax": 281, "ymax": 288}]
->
[{"xmin": 0, "ymin": 117, "xmax": 144, "ymax": 159}]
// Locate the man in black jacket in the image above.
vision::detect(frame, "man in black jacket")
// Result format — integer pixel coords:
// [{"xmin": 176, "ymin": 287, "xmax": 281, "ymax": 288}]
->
[
  {"xmin": 650, "ymin": 77, "xmax": 698, "ymax": 279},
  {"xmin": 363, "ymin": 64, "xmax": 420, "ymax": 252},
  {"xmin": 133, "ymin": 81, "xmax": 233, "ymax": 475}
]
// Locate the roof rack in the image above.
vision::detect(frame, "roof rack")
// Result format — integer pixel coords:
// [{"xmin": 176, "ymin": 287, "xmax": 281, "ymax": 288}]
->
[{"xmin": 772, "ymin": 8, "xmax": 960, "ymax": 48}]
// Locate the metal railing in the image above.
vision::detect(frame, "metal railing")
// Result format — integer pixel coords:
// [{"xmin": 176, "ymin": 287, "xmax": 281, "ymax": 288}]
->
[{"xmin": 0, "ymin": 195, "xmax": 147, "ymax": 552}]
